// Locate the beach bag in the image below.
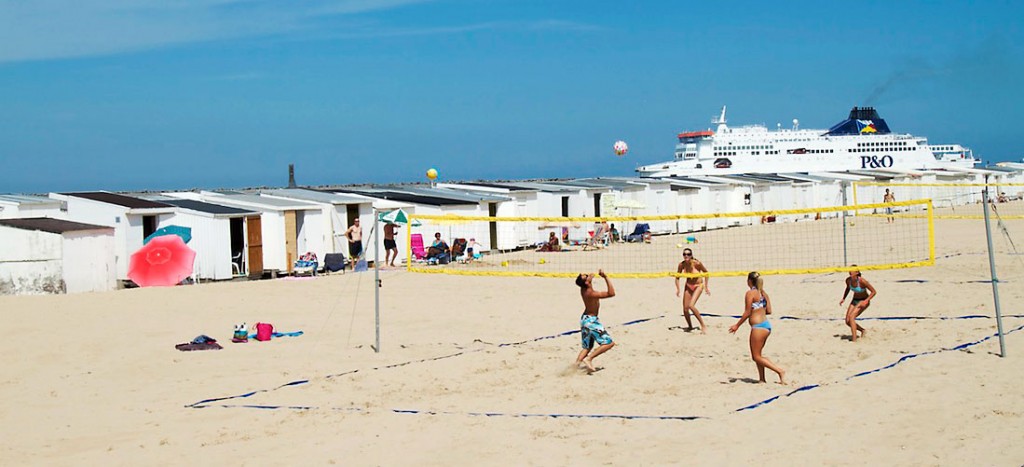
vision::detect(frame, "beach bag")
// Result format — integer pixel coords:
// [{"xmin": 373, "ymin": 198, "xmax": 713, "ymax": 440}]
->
[
  {"xmin": 255, "ymin": 322, "xmax": 274, "ymax": 341},
  {"xmin": 232, "ymin": 322, "xmax": 248, "ymax": 343}
]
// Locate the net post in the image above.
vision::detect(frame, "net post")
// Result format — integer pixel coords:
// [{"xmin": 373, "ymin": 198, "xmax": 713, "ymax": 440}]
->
[
  {"xmin": 406, "ymin": 214, "xmax": 412, "ymax": 273},
  {"xmin": 981, "ymin": 181, "xmax": 1007, "ymax": 357},
  {"xmin": 927, "ymin": 200, "xmax": 936, "ymax": 263},
  {"xmin": 842, "ymin": 182, "xmax": 849, "ymax": 266},
  {"xmin": 373, "ymin": 208, "xmax": 381, "ymax": 354}
]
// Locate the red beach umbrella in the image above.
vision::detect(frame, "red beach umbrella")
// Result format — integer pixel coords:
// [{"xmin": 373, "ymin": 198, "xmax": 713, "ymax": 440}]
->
[{"xmin": 127, "ymin": 234, "xmax": 197, "ymax": 287}]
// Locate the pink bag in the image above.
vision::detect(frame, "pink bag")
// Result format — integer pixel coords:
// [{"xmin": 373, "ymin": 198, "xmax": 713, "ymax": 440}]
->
[{"xmin": 255, "ymin": 322, "xmax": 274, "ymax": 341}]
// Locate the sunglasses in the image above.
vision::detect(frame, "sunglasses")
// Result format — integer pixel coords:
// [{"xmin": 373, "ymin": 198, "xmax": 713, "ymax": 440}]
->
[{"xmin": 682, "ymin": 253, "xmax": 692, "ymax": 257}]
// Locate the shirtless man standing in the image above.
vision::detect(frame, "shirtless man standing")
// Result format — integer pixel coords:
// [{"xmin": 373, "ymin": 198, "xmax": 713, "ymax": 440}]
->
[
  {"xmin": 883, "ymin": 188, "xmax": 896, "ymax": 223},
  {"xmin": 345, "ymin": 218, "xmax": 363, "ymax": 260},
  {"xmin": 383, "ymin": 222, "xmax": 398, "ymax": 267},
  {"xmin": 575, "ymin": 269, "xmax": 617, "ymax": 373}
]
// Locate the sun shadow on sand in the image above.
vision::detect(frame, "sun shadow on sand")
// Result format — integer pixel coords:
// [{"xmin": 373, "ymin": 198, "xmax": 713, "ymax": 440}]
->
[
  {"xmin": 833, "ymin": 334, "xmax": 854, "ymax": 341},
  {"xmin": 724, "ymin": 377, "xmax": 762, "ymax": 384},
  {"xmin": 667, "ymin": 325, "xmax": 696, "ymax": 333}
]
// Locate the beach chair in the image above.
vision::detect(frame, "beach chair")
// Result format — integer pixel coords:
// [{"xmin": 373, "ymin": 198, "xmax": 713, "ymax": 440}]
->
[
  {"xmin": 451, "ymin": 238, "xmax": 468, "ymax": 263},
  {"xmin": 583, "ymin": 223, "xmax": 609, "ymax": 251},
  {"xmin": 625, "ymin": 223, "xmax": 651, "ymax": 243},
  {"xmin": 323, "ymin": 253, "xmax": 348, "ymax": 274},
  {"xmin": 411, "ymin": 233, "xmax": 428, "ymax": 262},
  {"xmin": 293, "ymin": 252, "xmax": 319, "ymax": 276}
]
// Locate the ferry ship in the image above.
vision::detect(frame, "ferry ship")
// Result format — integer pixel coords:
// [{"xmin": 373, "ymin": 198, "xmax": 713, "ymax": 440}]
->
[{"xmin": 636, "ymin": 106, "xmax": 979, "ymax": 177}]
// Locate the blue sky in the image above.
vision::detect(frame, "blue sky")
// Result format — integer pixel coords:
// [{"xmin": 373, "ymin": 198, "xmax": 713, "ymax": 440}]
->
[{"xmin": 1, "ymin": 0, "xmax": 1022, "ymax": 193}]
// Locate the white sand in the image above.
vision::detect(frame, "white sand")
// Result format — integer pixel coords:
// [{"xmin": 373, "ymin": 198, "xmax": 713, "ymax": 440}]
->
[{"xmin": 1, "ymin": 218, "xmax": 1023, "ymax": 465}]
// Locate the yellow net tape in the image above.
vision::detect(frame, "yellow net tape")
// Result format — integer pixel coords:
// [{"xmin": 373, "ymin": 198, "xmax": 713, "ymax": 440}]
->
[
  {"xmin": 406, "ymin": 200, "xmax": 935, "ymax": 279},
  {"xmin": 853, "ymin": 182, "xmax": 1024, "ymax": 220}
]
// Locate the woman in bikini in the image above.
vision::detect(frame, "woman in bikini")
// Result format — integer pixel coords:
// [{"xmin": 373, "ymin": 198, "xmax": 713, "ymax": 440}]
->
[
  {"xmin": 729, "ymin": 271, "xmax": 786, "ymax": 384},
  {"xmin": 674, "ymin": 248, "xmax": 709, "ymax": 334},
  {"xmin": 840, "ymin": 266, "xmax": 876, "ymax": 342}
]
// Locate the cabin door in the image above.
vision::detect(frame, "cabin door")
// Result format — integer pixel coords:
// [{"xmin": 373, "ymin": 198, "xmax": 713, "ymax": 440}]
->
[
  {"xmin": 246, "ymin": 216, "xmax": 264, "ymax": 278},
  {"xmin": 230, "ymin": 217, "xmax": 245, "ymax": 275},
  {"xmin": 488, "ymin": 203, "xmax": 498, "ymax": 252},
  {"xmin": 142, "ymin": 215, "xmax": 157, "ymax": 240},
  {"xmin": 284, "ymin": 210, "xmax": 297, "ymax": 273}
]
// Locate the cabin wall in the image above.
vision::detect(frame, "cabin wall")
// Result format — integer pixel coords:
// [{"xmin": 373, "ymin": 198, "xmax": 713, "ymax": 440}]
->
[
  {"xmin": 161, "ymin": 212, "xmax": 234, "ymax": 280},
  {"xmin": 297, "ymin": 209, "xmax": 326, "ymax": 261},
  {"xmin": 53, "ymin": 196, "xmax": 133, "ymax": 279},
  {"xmin": 0, "ymin": 227, "xmax": 64, "ymax": 295},
  {"xmin": 61, "ymin": 230, "xmax": 117, "ymax": 293},
  {"xmin": 260, "ymin": 212, "xmax": 287, "ymax": 272},
  {"xmin": 0, "ymin": 203, "xmax": 65, "ymax": 220}
]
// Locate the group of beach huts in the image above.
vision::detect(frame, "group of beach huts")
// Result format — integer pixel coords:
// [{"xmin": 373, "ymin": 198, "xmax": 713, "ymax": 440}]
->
[{"xmin": 2, "ymin": 165, "xmax": 1023, "ymax": 295}]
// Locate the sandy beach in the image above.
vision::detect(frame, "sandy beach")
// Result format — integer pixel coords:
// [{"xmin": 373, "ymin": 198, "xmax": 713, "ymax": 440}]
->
[{"xmin": 2, "ymin": 217, "xmax": 1023, "ymax": 466}]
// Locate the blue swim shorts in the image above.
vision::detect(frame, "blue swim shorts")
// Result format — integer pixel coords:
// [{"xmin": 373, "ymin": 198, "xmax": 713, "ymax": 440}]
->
[{"xmin": 580, "ymin": 314, "xmax": 613, "ymax": 349}]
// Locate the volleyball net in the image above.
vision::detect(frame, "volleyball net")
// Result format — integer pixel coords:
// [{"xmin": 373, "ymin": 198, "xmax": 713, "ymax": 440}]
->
[
  {"xmin": 853, "ymin": 182, "xmax": 1024, "ymax": 220},
  {"xmin": 405, "ymin": 199, "xmax": 935, "ymax": 278}
]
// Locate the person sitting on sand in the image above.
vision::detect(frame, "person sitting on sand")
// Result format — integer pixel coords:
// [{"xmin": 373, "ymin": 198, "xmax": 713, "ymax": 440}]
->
[
  {"xmin": 729, "ymin": 271, "xmax": 786, "ymax": 384},
  {"xmin": 536, "ymin": 232, "xmax": 561, "ymax": 252},
  {"xmin": 840, "ymin": 266, "xmax": 876, "ymax": 342},
  {"xmin": 609, "ymin": 223, "xmax": 620, "ymax": 243},
  {"xmin": 466, "ymin": 238, "xmax": 484, "ymax": 261},
  {"xmin": 575, "ymin": 269, "xmax": 616, "ymax": 373},
  {"xmin": 426, "ymin": 232, "xmax": 450, "ymax": 260},
  {"xmin": 674, "ymin": 248, "xmax": 709, "ymax": 334}
]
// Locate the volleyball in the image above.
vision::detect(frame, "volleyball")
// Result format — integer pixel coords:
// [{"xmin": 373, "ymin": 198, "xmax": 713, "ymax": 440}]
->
[
  {"xmin": 426, "ymin": 168, "xmax": 438, "ymax": 180},
  {"xmin": 613, "ymin": 140, "xmax": 628, "ymax": 156}
]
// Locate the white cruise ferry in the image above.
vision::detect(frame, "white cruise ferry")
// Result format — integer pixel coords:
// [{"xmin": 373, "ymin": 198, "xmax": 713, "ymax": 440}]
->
[{"xmin": 636, "ymin": 106, "xmax": 979, "ymax": 177}]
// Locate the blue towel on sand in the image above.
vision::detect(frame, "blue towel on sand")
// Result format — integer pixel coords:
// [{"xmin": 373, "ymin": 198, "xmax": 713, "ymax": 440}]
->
[{"xmin": 248, "ymin": 330, "xmax": 304, "ymax": 339}]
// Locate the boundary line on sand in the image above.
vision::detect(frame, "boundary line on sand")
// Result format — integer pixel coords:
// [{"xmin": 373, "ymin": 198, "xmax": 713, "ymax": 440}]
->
[
  {"xmin": 734, "ymin": 323, "xmax": 1024, "ymax": 412},
  {"xmin": 186, "ymin": 314, "xmax": 1022, "ymax": 420},
  {"xmin": 185, "ymin": 315, "xmax": 666, "ymax": 409}
]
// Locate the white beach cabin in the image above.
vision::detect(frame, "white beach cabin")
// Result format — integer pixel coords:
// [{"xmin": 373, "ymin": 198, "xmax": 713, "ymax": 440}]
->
[
  {"xmin": 152, "ymin": 198, "xmax": 260, "ymax": 280},
  {"xmin": 0, "ymin": 195, "xmax": 66, "ymax": 220},
  {"xmin": 258, "ymin": 188, "xmax": 376, "ymax": 263},
  {"xmin": 50, "ymin": 192, "xmax": 178, "ymax": 281},
  {"xmin": 0, "ymin": 218, "xmax": 116, "ymax": 295},
  {"xmin": 169, "ymin": 192, "xmax": 323, "ymax": 275}
]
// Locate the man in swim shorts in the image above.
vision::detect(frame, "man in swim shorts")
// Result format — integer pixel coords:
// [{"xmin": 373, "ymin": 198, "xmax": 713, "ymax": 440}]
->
[
  {"xmin": 345, "ymin": 218, "xmax": 363, "ymax": 259},
  {"xmin": 575, "ymin": 269, "xmax": 616, "ymax": 372},
  {"xmin": 383, "ymin": 222, "xmax": 398, "ymax": 267},
  {"xmin": 884, "ymin": 188, "xmax": 896, "ymax": 223}
]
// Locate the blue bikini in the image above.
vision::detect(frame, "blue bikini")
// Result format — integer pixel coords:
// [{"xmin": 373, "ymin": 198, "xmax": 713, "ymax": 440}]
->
[
  {"xmin": 850, "ymin": 277, "xmax": 866, "ymax": 306},
  {"xmin": 750, "ymin": 289, "xmax": 772, "ymax": 332}
]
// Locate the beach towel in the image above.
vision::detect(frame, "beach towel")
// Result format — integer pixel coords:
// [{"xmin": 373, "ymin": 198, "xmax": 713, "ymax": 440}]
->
[
  {"xmin": 247, "ymin": 330, "xmax": 305, "ymax": 339},
  {"xmin": 175, "ymin": 335, "xmax": 223, "ymax": 351}
]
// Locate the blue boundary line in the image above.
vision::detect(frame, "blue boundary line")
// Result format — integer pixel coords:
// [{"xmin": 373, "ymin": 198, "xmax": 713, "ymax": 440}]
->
[
  {"xmin": 391, "ymin": 409, "xmax": 704, "ymax": 421},
  {"xmin": 185, "ymin": 315, "xmax": 667, "ymax": 409},
  {"xmin": 734, "ymin": 322, "xmax": 1024, "ymax": 412},
  {"xmin": 187, "ymin": 314, "xmax": 1022, "ymax": 420},
  {"xmin": 702, "ymin": 313, "xmax": 1024, "ymax": 322}
]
